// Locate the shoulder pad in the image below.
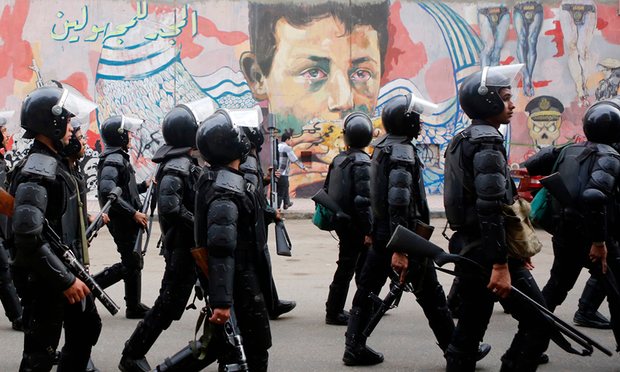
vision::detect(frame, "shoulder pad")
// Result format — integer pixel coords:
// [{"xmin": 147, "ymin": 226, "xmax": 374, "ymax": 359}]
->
[
  {"xmin": 22, "ymin": 153, "xmax": 58, "ymax": 181},
  {"xmin": 351, "ymin": 152, "xmax": 371, "ymax": 164},
  {"xmin": 390, "ymin": 143, "xmax": 415, "ymax": 163},
  {"xmin": 594, "ymin": 144, "xmax": 620, "ymax": 157},
  {"xmin": 163, "ymin": 157, "xmax": 191, "ymax": 176},
  {"xmin": 468, "ymin": 125, "xmax": 503, "ymax": 143},
  {"xmin": 239, "ymin": 156, "xmax": 259, "ymax": 174},
  {"xmin": 214, "ymin": 169, "xmax": 245, "ymax": 195},
  {"xmin": 103, "ymin": 153, "xmax": 125, "ymax": 167}
]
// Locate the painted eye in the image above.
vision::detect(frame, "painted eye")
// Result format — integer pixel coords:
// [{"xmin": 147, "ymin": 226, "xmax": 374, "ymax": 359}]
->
[
  {"xmin": 350, "ymin": 69, "xmax": 372, "ymax": 83},
  {"xmin": 300, "ymin": 68, "xmax": 327, "ymax": 81},
  {"xmin": 547, "ymin": 124, "xmax": 557, "ymax": 132}
]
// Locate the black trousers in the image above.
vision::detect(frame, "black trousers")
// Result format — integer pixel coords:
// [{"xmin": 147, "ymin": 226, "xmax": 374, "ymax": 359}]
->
[
  {"xmin": 276, "ymin": 175, "xmax": 290, "ymax": 208},
  {"xmin": 326, "ymin": 229, "xmax": 367, "ymax": 315},
  {"xmin": 13, "ymin": 269, "xmax": 101, "ymax": 372},
  {"xmin": 542, "ymin": 231, "xmax": 620, "ymax": 348},
  {"xmin": 0, "ymin": 240, "xmax": 21, "ymax": 322},
  {"xmin": 351, "ymin": 239, "xmax": 454, "ymax": 350},
  {"xmin": 447, "ymin": 232, "xmax": 550, "ymax": 371}
]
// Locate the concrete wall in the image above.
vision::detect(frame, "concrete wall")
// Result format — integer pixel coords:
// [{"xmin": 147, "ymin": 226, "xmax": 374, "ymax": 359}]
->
[{"xmin": 1, "ymin": 0, "xmax": 619, "ymax": 195}]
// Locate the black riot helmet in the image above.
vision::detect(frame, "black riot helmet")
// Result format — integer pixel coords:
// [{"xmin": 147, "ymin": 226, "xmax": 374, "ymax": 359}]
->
[
  {"xmin": 163, "ymin": 97, "xmax": 215, "ymax": 148},
  {"xmin": 20, "ymin": 86, "xmax": 72, "ymax": 141},
  {"xmin": 196, "ymin": 109, "xmax": 251, "ymax": 165},
  {"xmin": 242, "ymin": 126, "xmax": 265, "ymax": 151},
  {"xmin": 100, "ymin": 115, "xmax": 143, "ymax": 149},
  {"xmin": 381, "ymin": 93, "xmax": 437, "ymax": 138},
  {"xmin": 459, "ymin": 64, "xmax": 524, "ymax": 120},
  {"xmin": 343, "ymin": 112, "xmax": 373, "ymax": 148},
  {"xmin": 583, "ymin": 97, "xmax": 620, "ymax": 145}
]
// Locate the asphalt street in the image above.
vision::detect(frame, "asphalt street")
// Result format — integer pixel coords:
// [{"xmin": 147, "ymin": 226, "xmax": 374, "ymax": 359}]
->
[{"xmin": 0, "ymin": 218, "xmax": 618, "ymax": 371}]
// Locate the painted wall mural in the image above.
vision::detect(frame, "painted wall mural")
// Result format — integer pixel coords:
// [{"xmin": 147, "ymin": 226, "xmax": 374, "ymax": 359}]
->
[{"xmin": 0, "ymin": 0, "xmax": 619, "ymax": 197}]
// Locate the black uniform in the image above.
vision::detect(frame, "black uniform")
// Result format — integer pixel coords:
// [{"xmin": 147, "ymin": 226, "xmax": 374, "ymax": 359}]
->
[
  {"xmin": 10, "ymin": 140, "xmax": 101, "ymax": 371},
  {"xmin": 120, "ymin": 148, "xmax": 201, "ymax": 371},
  {"xmin": 93, "ymin": 147, "xmax": 149, "ymax": 315},
  {"xmin": 444, "ymin": 121, "xmax": 550, "ymax": 371},
  {"xmin": 525, "ymin": 141, "xmax": 620, "ymax": 348},
  {"xmin": 345, "ymin": 134, "xmax": 454, "ymax": 364},
  {"xmin": 324, "ymin": 148, "xmax": 372, "ymax": 323},
  {"xmin": 194, "ymin": 165, "xmax": 271, "ymax": 371},
  {"xmin": 0, "ymin": 152, "xmax": 23, "ymax": 330},
  {"xmin": 240, "ymin": 151, "xmax": 295, "ymax": 319}
]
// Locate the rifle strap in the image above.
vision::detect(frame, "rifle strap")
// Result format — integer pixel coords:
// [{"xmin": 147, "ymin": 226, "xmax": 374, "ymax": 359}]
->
[
  {"xmin": 72, "ymin": 176, "xmax": 90, "ymax": 267},
  {"xmin": 191, "ymin": 306, "xmax": 212, "ymax": 360}
]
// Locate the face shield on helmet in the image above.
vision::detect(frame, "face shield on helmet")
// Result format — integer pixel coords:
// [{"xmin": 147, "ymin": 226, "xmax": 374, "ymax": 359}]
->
[
  {"xmin": 0, "ymin": 111, "xmax": 14, "ymax": 128},
  {"xmin": 118, "ymin": 115, "xmax": 144, "ymax": 134},
  {"xmin": 477, "ymin": 64, "xmax": 524, "ymax": 95},
  {"xmin": 179, "ymin": 97, "xmax": 216, "ymax": 124},
  {"xmin": 52, "ymin": 88, "xmax": 98, "ymax": 122},
  {"xmin": 405, "ymin": 94, "xmax": 439, "ymax": 116},
  {"xmin": 221, "ymin": 106, "xmax": 263, "ymax": 129}
]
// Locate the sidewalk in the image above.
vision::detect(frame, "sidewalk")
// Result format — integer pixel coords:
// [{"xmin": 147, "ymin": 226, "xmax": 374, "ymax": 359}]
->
[
  {"xmin": 280, "ymin": 194, "xmax": 446, "ymax": 220},
  {"xmin": 87, "ymin": 194, "xmax": 446, "ymax": 220}
]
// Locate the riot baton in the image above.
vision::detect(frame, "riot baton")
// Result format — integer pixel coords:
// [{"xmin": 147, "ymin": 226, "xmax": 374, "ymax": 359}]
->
[
  {"xmin": 387, "ymin": 225, "xmax": 614, "ymax": 357},
  {"xmin": 85, "ymin": 186, "xmax": 122, "ymax": 242}
]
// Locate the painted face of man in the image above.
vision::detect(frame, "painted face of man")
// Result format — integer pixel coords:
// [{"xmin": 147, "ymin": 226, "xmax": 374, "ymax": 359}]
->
[
  {"xmin": 1, "ymin": 127, "xmax": 7, "ymax": 149},
  {"xmin": 259, "ymin": 16, "xmax": 382, "ymax": 133},
  {"xmin": 527, "ymin": 117, "xmax": 561, "ymax": 147}
]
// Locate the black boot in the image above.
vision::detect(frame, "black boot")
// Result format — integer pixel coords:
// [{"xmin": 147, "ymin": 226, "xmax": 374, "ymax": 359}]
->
[
  {"xmin": 326, "ymin": 310, "xmax": 350, "ymax": 326},
  {"xmin": 269, "ymin": 300, "xmax": 296, "ymax": 320},
  {"xmin": 119, "ymin": 320, "xmax": 163, "ymax": 372},
  {"xmin": 574, "ymin": 276, "xmax": 610, "ymax": 329},
  {"xmin": 125, "ymin": 271, "xmax": 150, "ymax": 319},
  {"xmin": 445, "ymin": 345, "xmax": 476, "ymax": 372},
  {"xmin": 155, "ymin": 342, "xmax": 216, "ymax": 371},
  {"xmin": 343, "ymin": 307, "xmax": 384, "ymax": 366},
  {"xmin": 92, "ymin": 263, "xmax": 125, "ymax": 290},
  {"xmin": 86, "ymin": 358, "xmax": 99, "ymax": 372},
  {"xmin": 500, "ymin": 352, "xmax": 539, "ymax": 372},
  {"xmin": 326, "ymin": 283, "xmax": 350, "ymax": 325}
]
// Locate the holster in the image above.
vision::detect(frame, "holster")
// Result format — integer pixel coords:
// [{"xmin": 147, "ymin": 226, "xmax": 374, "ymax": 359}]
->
[{"xmin": 191, "ymin": 247, "xmax": 209, "ymax": 277}]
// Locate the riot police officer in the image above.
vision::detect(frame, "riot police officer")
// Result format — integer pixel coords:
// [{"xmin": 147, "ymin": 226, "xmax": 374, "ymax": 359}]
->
[
  {"xmin": 93, "ymin": 115, "xmax": 151, "ymax": 319},
  {"xmin": 10, "ymin": 86, "xmax": 101, "ymax": 371},
  {"xmin": 240, "ymin": 124, "xmax": 296, "ymax": 320},
  {"xmin": 0, "ymin": 112, "xmax": 23, "ymax": 331},
  {"xmin": 119, "ymin": 100, "xmax": 209, "ymax": 371},
  {"xmin": 524, "ymin": 96, "xmax": 620, "ymax": 351},
  {"xmin": 343, "ymin": 94, "xmax": 462, "ymax": 366},
  {"xmin": 323, "ymin": 112, "xmax": 373, "ymax": 326},
  {"xmin": 444, "ymin": 64, "xmax": 550, "ymax": 371},
  {"xmin": 193, "ymin": 109, "xmax": 271, "ymax": 371}
]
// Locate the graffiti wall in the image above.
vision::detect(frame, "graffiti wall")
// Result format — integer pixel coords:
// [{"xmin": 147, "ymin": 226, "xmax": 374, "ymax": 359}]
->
[{"xmin": 1, "ymin": 0, "xmax": 619, "ymax": 196}]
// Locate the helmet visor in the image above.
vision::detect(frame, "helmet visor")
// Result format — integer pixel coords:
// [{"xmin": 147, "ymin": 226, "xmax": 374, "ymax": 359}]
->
[
  {"xmin": 406, "ymin": 94, "xmax": 439, "ymax": 115},
  {"xmin": 224, "ymin": 106, "xmax": 263, "ymax": 128},
  {"xmin": 120, "ymin": 115, "xmax": 144, "ymax": 133},
  {"xmin": 482, "ymin": 64, "xmax": 524, "ymax": 89},
  {"xmin": 0, "ymin": 110, "xmax": 15, "ymax": 127},
  {"xmin": 54, "ymin": 88, "xmax": 97, "ymax": 121},
  {"xmin": 180, "ymin": 97, "xmax": 216, "ymax": 124}
]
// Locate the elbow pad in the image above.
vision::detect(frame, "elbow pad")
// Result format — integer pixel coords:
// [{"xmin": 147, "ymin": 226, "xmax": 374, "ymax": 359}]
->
[
  {"xmin": 13, "ymin": 182, "xmax": 47, "ymax": 236},
  {"xmin": 206, "ymin": 199, "xmax": 238, "ymax": 307},
  {"xmin": 158, "ymin": 175, "xmax": 183, "ymax": 216},
  {"xmin": 388, "ymin": 168, "xmax": 412, "ymax": 207},
  {"xmin": 474, "ymin": 149, "xmax": 507, "ymax": 201}
]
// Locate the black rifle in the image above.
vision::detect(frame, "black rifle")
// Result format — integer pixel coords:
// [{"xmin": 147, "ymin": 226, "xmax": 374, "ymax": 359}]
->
[
  {"xmin": 153, "ymin": 305, "xmax": 249, "ymax": 371},
  {"xmin": 387, "ymin": 224, "xmax": 613, "ymax": 357},
  {"xmin": 85, "ymin": 186, "xmax": 121, "ymax": 243},
  {"xmin": 44, "ymin": 220, "xmax": 120, "ymax": 315},
  {"xmin": 364, "ymin": 272, "xmax": 413, "ymax": 338},
  {"xmin": 268, "ymin": 114, "xmax": 292, "ymax": 256},
  {"xmin": 311, "ymin": 188, "xmax": 351, "ymax": 223},
  {"xmin": 133, "ymin": 167, "xmax": 159, "ymax": 256}
]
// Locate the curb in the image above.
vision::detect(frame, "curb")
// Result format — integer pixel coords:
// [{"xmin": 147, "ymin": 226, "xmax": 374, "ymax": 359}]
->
[{"xmin": 282, "ymin": 210, "xmax": 447, "ymax": 220}]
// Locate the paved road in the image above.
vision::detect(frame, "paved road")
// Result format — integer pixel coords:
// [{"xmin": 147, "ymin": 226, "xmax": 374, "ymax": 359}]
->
[{"xmin": 0, "ymin": 219, "xmax": 618, "ymax": 371}]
